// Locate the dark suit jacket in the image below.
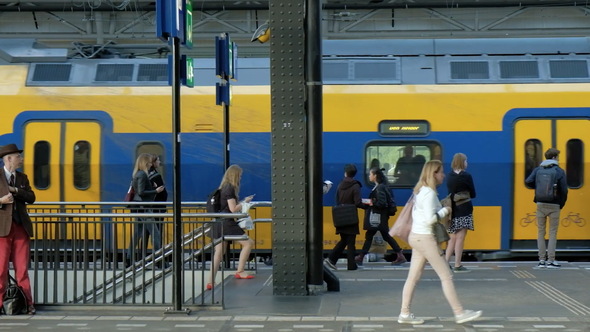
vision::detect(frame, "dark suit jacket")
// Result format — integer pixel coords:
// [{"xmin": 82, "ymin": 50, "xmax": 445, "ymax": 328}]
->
[{"xmin": 0, "ymin": 170, "xmax": 36, "ymax": 237}]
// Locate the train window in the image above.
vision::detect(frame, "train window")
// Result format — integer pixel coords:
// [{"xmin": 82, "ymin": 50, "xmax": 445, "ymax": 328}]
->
[
  {"xmin": 365, "ymin": 141, "xmax": 442, "ymax": 187},
  {"xmin": 73, "ymin": 141, "xmax": 91, "ymax": 190},
  {"xmin": 566, "ymin": 139, "xmax": 583, "ymax": 188},
  {"xmin": 135, "ymin": 142, "xmax": 165, "ymax": 176},
  {"xmin": 33, "ymin": 141, "xmax": 50, "ymax": 189},
  {"xmin": 524, "ymin": 139, "xmax": 543, "ymax": 188}
]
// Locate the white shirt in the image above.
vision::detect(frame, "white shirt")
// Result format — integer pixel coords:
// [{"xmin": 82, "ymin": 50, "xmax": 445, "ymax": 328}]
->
[
  {"xmin": 411, "ymin": 186, "xmax": 449, "ymax": 235},
  {"xmin": 4, "ymin": 166, "xmax": 14, "ymax": 184},
  {"xmin": 1, "ymin": 166, "xmax": 15, "ymax": 208}
]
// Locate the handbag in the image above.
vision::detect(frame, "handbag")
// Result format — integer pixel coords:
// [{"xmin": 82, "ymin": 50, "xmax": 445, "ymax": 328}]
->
[
  {"xmin": 433, "ymin": 221, "xmax": 450, "ymax": 244},
  {"xmin": 389, "ymin": 194, "xmax": 415, "ymax": 242},
  {"xmin": 453, "ymin": 190, "xmax": 471, "ymax": 206},
  {"xmin": 332, "ymin": 204, "xmax": 359, "ymax": 227},
  {"xmin": 237, "ymin": 201, "xmax": 254, "ymax": 230},
  {"xmin": 124, "ymin": 180, "xmax": 135, "ymax": 202},
  {"xmin": 3, "ymin": 274, "xmax": 27, "ymax": 315}
]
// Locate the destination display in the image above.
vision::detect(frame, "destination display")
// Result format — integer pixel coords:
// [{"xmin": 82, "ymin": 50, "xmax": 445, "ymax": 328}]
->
[{"xmin": 379, "ymin": 120, "xmax": 430, "ymax": 136}]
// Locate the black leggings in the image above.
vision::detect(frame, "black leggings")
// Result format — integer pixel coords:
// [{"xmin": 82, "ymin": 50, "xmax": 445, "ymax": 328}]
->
[{"xmin": 361, "ymin": 225, "xmax": 401, "ymax": 254}]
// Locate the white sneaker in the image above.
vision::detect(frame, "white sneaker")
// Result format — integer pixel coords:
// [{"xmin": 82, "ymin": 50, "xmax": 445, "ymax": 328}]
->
[
  {"xmin": 398, "ymin": 313, "xmax": 424, "ymax": 325},
  {"xmin": 455, "ymin": 310, "xmax": 482, "ymax": 324}
]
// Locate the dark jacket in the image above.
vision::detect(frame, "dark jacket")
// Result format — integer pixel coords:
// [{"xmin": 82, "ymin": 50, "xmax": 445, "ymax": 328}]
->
[
  {"xmin": 335, "ymin": 177, "xmax": 367, "ymax": 235},
  {"xmin": 525, "ymin": 159, "xmax": 568, "ymax": 209},
  {"xmin": 363, "ymin": 183, "xmax": 390, "ymax": 231},
  {"xmin": 133, "ymin": 170, "xmax": 158, "ymax": 204},
  {"xmin": 447, "ymin": 171, "xmax": 476, "ymax": 219},
  {"xmin": 148, "ymin": 168, "xmax": 168, "ymax": 202},
  {"xmin": 0, "ymin": 170, "xmax": 36, "ymax": 237}
]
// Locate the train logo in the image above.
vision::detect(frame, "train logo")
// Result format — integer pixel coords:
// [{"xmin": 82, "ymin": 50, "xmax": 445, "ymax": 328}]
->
[
  {"xmin": 561, "ymin": 212, "xmax": 586, "ymax": 227},
  {"xmin": 520, "ymin": 213, "xmax": 537, "ymax": 227}
]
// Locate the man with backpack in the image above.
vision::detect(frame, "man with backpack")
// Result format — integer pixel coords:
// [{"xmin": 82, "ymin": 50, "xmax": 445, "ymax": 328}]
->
[{"xmin": 525, "ymin": 148, "xmax": 568, "ymax": 269}]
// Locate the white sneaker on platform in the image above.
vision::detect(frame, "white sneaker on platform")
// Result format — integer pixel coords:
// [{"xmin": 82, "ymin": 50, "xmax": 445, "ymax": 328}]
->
[
  {"xmin": 455, "ymin": 310, "xmax": 482, "ymax": 324},
  {"xmin": 398, "ymin": 313, "xmax": 424, "ymax": 325}
]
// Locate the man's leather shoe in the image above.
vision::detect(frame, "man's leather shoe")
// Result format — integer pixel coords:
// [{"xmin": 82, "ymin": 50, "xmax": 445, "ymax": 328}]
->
[{"xmin": 27, "ymin": 305, "xmax": 36, "ymax": 315}]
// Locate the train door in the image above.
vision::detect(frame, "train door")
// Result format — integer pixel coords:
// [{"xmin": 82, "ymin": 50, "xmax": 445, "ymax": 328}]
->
[
  {"xmin": 513, "ymin": 119, "xmax": 590, "ymax": 245},
  {"xmin": 23, "ymin": 121, "xmax": 102, "ymax": 239}
]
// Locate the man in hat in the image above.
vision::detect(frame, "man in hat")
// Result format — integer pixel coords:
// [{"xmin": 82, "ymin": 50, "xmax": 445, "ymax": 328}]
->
[{"xmin": 0, "ymin": 144, "xmax": 36, "ymax": 315}]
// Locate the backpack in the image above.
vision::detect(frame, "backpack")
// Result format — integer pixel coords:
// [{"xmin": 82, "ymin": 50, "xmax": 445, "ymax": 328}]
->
[
  {"xmin": 206, "ymin": 188, "xmax": 222, "ymax": 213},
  {"xmin": 535, "ymin": 166, "xmax": 558, "ymax": 203},
  {"xmin": 385, "ymin": 188, "xmax": 397, "ymax": 216},
  {"xmin": 3, "ymin": 275, "xmax": 27, "ymax": 315}
]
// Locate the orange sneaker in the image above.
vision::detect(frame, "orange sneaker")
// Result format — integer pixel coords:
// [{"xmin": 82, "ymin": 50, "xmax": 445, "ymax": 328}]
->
[{"xmin": 235, "ymin": 271, "xmax": 254, "ymax": 279}]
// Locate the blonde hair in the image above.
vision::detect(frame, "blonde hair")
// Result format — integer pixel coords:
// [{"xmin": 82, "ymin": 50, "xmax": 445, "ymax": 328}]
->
[
  {"xmin": 219, "ymin": 165, "xmax": 242, "ymax": 199},
  {"xmin": 451, "ymin": 153, "xmax": 467, "ymax": 171},
  {"xmin": 413, "ymin": 160, "xmax": 443, "ymax": 195},
  {"xmin": 133, "ymin": 153, "xmax": 152, "ymax": 178}
]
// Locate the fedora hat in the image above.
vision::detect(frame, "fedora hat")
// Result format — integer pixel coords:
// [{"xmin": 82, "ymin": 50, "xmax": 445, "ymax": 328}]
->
[{"xmin": 0, "ymin": 144, "xmax": 23, "ymax": 159}]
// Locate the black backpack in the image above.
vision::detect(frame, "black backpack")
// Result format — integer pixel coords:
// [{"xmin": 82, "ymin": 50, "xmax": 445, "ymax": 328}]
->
[
  {"xmin": 206, "ymin": 188, "xmax": 222, "ymax": 213},
  {"xmin": 535, "ymin": 166, "xmax": 558, "ymax": 202},
  {"xmin": 385, "ymin": 188, "xmax": 398, "ymax": 216},
  {"xmin": 3, "ymin": 275, "xmax": 27, "ymax": 315}
]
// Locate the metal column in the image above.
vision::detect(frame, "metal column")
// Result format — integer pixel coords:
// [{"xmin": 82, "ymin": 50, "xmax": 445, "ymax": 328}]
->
[
  {"xmin": 269, "ymin": 0, "xmax": 308, "ymax": 295},
  {"xmin": 305, "ymin": 0, "xmax": 324, "ymax": 293}
]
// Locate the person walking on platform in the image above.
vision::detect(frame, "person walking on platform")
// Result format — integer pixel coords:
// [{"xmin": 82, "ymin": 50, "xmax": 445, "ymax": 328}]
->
[
  {"xmin": 355, "ymin": 167, "xmax": 407, "ymax": 266},
  {"xmin": 207, "ymin": 165, "xmax": 255, "ymax": 290},
  {"xmin": 146, "ymin": 154, "xmax": 167, "ymax": 253},
  {"xmin": 445, "ymin": 153, "xmax": 476, "ymax": 273},
  {"xmin": 398, "ymin": 160, "xmax": 482, "ymax": 325},
  {"xmin": 525, "ymin": 148, "xmax": 568, "ymax": 269},
  {"xmin": 0, "ymin": 144, "xmax": 36, "ymax": 315},
  {"xmin": 324, "ymin": 164, "xmax": 368, "ymax": 271},
  {"xmin": 126, "ymin": 153, "xmax": 165, "ymax": 267}
]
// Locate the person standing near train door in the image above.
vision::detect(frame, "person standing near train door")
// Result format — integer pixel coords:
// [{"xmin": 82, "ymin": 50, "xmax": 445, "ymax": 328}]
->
[
  {"xmin": 445, "ymin": 153, "xmax": 476, "ymax": 273},
  {"xmin": 525, "ymin": 148, "xmax": 568, "ymax": 269},
  {"xmin": 0, "ymin": 144, "xmax": 36, "ymax": 315}
]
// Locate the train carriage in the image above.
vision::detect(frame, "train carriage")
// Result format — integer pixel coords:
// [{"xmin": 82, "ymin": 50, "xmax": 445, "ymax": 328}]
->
[{"xmin": 0, "ymin": 37, "xmax": 588, "ymax": 258}]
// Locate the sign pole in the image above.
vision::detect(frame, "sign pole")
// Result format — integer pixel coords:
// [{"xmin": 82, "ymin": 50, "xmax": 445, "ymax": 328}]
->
[{"xmin": 171, "ymin": 35, "xmax": 184, "ymax": 313}]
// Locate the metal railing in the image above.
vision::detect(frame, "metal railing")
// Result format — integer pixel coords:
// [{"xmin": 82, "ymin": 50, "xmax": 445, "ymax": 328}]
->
[{"xmin": 25, "ymin": 201, "xmax": 273, "ymax": 308}]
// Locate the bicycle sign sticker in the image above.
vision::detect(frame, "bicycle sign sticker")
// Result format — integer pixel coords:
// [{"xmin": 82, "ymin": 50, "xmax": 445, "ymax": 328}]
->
[
  {"xmin": 520, "ymin": 213, "xmax": 537, "ymax": 227},
  {"xmin": 561, "ymin": 212, "xmax": 586, "ymax": 227}
]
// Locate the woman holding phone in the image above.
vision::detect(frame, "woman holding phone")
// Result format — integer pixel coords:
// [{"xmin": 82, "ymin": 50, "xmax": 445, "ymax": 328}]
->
[{"xmin": 207, "ymin": 165, "xmax": 255, "ymax": 290}]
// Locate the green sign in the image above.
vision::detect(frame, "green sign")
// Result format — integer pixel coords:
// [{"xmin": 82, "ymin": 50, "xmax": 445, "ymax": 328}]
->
[
  {"xmin": 227, "ymin": 35, "xmax": 233, "ymax": 79},
  {"xmin": 185, "ymin": 0, "xmax": 193, "ymax": 48},
  {"xmin": 186, "ymin": 57, "xmax": 194, "ymax": 87}
]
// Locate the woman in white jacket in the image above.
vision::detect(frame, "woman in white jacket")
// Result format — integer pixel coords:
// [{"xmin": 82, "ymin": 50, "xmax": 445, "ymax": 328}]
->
[{"xmin": 398, "ymin": 160, "xmax": 482, "ymax": 325}]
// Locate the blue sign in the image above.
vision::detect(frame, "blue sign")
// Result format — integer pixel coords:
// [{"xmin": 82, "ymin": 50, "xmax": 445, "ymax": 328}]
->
[
  {"xmin": 156, "ymin": 0, "xmax": 186, "ymax": 44},
  {"xmin": 216, "ymin": 82, "xmax": 231, "ymax": 106},
  {"xmin": 215, "ymin": 33, "xmax": 238, "ymax": 80},
  {"xmin": 166, "ymin": 54, "xmax": 194, "ymax": 88}
]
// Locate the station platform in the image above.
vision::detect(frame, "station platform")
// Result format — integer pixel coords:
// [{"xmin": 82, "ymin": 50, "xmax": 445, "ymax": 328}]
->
[{"xmin": 3, "ymin": 261, "xmax": 590, "ymax": 331}]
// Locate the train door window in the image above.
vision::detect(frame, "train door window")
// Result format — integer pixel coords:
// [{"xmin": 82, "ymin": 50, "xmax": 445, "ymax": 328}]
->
[
  {"xmin": 524, "ymin": 139, "xmax": 543, "ymax": 187},
  {"xmin": 566, "ymin": 139, "xmax": 583, "ymax": 188},
  {"xmin": 135, "ymin": 142, "xmax": 165, "ymax": 176},
  {"xmin": 33, "ymin": 141, "xmax": 50, "ymax": 189},
  {"xmin": 365, "ymin": 142, "xmax": 441, "ymax": 187},
  {"xmin": 73, "ymin": 140, "xmax": 91, "ymax": 190}
]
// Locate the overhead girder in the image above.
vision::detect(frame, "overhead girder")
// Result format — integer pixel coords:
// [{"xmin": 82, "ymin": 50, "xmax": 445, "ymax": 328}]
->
[{"xmin": 0, "ymin": 1, "xmax": 581, "ymax": 12}]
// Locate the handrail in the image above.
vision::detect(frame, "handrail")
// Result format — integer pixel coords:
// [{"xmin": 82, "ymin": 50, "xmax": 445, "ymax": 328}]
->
[
  {"xmin": 29, "ymin": 213, "xmax": 248, "ymax": 219},
  {"xmin": 29, "ymin": 201, "xmax": 273, "ymax": 206}
]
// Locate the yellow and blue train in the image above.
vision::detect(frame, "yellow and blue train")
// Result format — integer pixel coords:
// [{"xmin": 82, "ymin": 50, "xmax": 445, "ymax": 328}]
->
[{"xmin": 1, "ymin": 37, "xmax": 589, "ymax": 257}]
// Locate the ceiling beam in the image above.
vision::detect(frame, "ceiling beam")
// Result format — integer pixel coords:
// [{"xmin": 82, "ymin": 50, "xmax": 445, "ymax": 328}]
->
[{"xmin": 0, "ymin": 1, "xmax": 580, "ymax": 12}]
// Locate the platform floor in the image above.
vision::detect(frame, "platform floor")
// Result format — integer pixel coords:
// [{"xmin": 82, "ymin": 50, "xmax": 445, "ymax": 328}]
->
[{"xmin": 4, "ymin": 261, "xmax": 590, "ymax": 331}]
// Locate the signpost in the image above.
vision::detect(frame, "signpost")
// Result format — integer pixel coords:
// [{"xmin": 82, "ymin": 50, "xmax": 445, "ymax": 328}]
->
[
  {"xmin": 215, "ymin": 33, "xmax": 238, "ymax": 170},
  {"xmin": 156, "ymin": 0, "xmax": 193, "ymax": 314}
]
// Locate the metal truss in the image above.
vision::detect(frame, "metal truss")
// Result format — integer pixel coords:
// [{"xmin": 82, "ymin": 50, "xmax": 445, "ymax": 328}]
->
[{"xmin": 1, "ymin": 4, "xmax": 590, "ymax": 57}]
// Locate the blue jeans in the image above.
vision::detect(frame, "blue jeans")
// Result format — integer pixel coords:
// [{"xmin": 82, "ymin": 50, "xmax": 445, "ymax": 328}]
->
[{"xmin": 127, "ymin": 211, "xmax": 162, "ymax": 261}]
